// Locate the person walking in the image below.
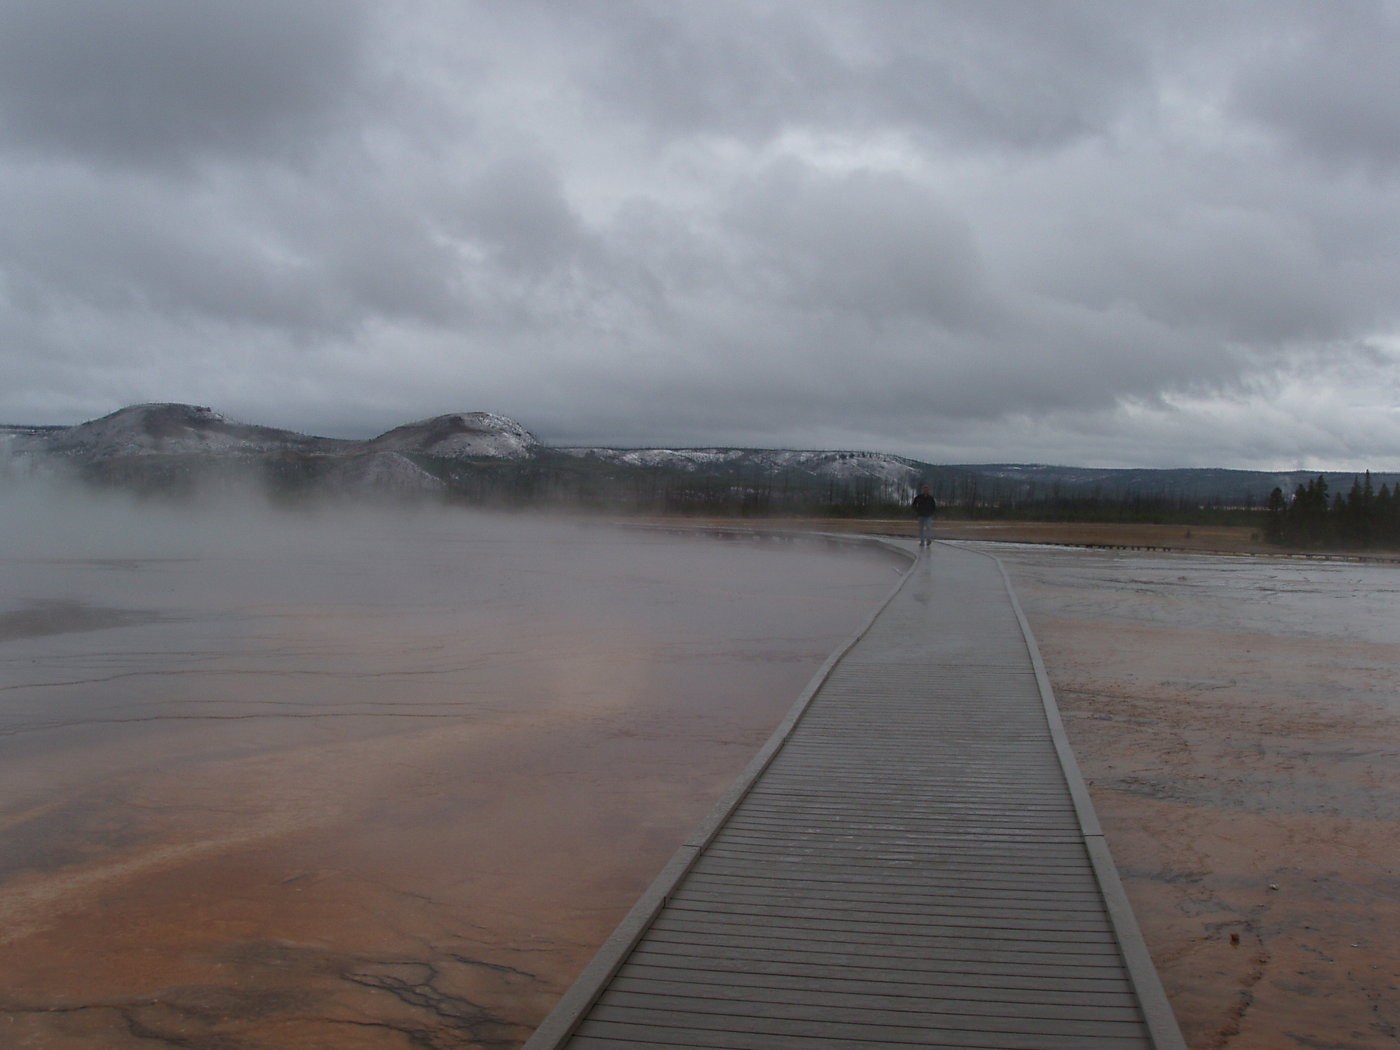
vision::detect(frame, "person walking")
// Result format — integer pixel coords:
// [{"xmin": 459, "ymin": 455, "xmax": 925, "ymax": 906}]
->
[{"xmin": 912, "ymin": 483, "xmax": 937, "ymax": 548}]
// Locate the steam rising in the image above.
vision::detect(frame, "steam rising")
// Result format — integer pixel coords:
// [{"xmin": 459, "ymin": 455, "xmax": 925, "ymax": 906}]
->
[{"xmin": 0, "ymin": 476, "xmax": 902, "ymax": 1046}]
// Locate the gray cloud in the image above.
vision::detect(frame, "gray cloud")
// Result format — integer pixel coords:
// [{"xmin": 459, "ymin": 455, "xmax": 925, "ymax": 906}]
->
[
  {"xmin": 457, "ymin": 153, "xmax": 591, "ymax": 277},
  {"xmin": 720, "ymin": 163, "xmax": 992, "ymax": 326},
  {"xmin": 579, "ymin": 3, "xmax": 841, "ymax": 143},
  {"xmin": 847, "ymin": 1, "xmax": 1152, "ymax": 151},
  {"xmin": 581, "ymin": 1, "xmax": 1151, "ymax": 153},
  {"xmin": 1231, "ymin": 2, "xmax": 1400, "ymax": 175},
  {"xmin": 1, "ymin": 0, "xmax": 1399, "ymax": 470},
  {"xmin": 0, "ymin": 0, "xmax": 371, "ymax": 169},
  {"xmin": 1, "ymin": 164, "xmax": 326, "ymax": 328}
]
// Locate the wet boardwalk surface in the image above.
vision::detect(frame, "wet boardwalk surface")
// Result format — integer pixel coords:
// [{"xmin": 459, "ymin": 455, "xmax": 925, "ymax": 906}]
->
[{"xmin": 524, "ymin": 541, "xmax": 1186, "ymax": 1050}]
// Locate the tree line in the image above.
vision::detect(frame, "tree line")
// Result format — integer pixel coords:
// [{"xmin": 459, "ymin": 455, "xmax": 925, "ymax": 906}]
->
[
  {"xmin": 51, "ymin": 450, "xmax": 1400, "ymax": 550},
  {"xmin": 1265, "ymin": 473, "xmax": 1399, "ymax": 549}
]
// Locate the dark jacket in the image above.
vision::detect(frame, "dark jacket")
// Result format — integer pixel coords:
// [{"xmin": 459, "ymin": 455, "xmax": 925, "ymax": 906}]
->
[{"xmin": 912, "ymin": 492, "xmax": 937, "ymax": 517}]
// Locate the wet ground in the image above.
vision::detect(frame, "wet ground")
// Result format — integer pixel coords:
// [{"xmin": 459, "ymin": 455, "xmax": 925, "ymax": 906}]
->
[
  {"xmin": 995, "ymin": 544, "xmax": 1400, "ymax": 1050},
  {"xmin": 0, "ymin": 501, "xmax": 903, "ymax": 1049},
  {"xmin": 4, "ymin": 497, "xmax": 1396, "ymax": 1050}
]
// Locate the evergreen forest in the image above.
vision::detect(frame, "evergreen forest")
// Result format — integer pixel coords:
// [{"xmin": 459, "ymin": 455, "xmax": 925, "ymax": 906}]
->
[{"xmin": 1264, "ymin": 473, "xmax": 1400, "ymax": 550}]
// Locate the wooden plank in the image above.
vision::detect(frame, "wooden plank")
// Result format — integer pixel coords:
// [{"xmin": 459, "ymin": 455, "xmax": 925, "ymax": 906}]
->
[
  {"xmin": 583, "ymin": 1001, "xmax": 1150, "ymax": 1041},
  {"xmin": 751, "ymin": 791, "xmax": 1075, "ymax": 811},
  {"xmin": 709, "ymin": 819, "xmax": 1089, "ymax": 841},
  {"xmin": 569, "ymin": 1024, "xmax": 1152, "ymax": 1050},
  {"xmin": 616, "ymin": 955, "xmax": 1141, "ymax": 1005},
  {"xmin": 738, "ymin": 788, "xmax": 1076, "ymax": 809},
  {"xmin": 698, "ymin": 844, "xmax": 1100, "ymax": 874},
  {"xmin": 740, "ymin": 774, "xmax": 1069, "ymax": 796},
  {"xmin": 723, "ymin": 800, "xmax": 1082, "ymax": 821},
  {"xmin": 634, "ymin": 936, "xmax": 1141, "ymax": 980},
  {"xmin": 690, "ymin": 857, "xmax": 1100, "ymax": 884},
  {"xmin": 716, "ymin": 819, "xmax": 1086, "ymax": 840},
  {"xmin": 619, "ymin": 951, "xmax": 1141, "ymax": 1001},
  {"xmin": 606, "ymin": 975, "xmax": 1145, "ymax": 1022},
  {"xmin": 671, "ymin": 886, "xmax": 1114, "ymax": 921},
  {"xmin": 645, "ymin": 920, "xmax": 1129, "ymax": 960},
  {"xmin": 664, "ymin": 895, "xmax": 1118, "ymax": 933},
  {"xmin": 702, "ymin": 836, "xmax": 1097, "ymax": 864},
  {"xmin": 696, "ymin": 848, "xmax": 1099, "ymax": 874},
  {"xmin": 679, "ymin": 880, "xmax": 1107, "ymax": 908}
]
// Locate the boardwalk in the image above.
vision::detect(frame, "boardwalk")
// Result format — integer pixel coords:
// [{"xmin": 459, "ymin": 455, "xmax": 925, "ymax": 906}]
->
[{"xmin": 525, "ymin": 540, "xmax": 1185, "ymax": 1050}]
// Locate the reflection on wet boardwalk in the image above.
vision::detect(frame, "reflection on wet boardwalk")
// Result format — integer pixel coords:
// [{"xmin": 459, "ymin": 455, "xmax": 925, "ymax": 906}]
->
[{"xmin": 524, "ymin": 540, "xmax": 1186, "ymax": 1050}]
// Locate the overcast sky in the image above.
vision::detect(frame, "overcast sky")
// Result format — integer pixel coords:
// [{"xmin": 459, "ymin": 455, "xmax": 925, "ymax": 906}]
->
[{"xmin": 2, "ymin": 1, "xmax": 1398, "ymax": 469}]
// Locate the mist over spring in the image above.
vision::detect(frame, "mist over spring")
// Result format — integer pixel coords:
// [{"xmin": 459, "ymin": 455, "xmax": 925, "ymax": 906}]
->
[{"xmin": 0, "ymin": 485, "xmax": 902, "ymax": 1046}]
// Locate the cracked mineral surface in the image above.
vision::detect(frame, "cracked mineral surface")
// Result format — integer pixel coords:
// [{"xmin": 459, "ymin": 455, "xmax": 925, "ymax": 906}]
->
[{"xmin": 0, "ymin": 499, "xmax": 903, "ymax": 1049}]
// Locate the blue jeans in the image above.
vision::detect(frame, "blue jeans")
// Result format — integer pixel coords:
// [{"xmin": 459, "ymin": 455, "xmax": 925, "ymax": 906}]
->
[{"xmin": 918, "ymin": 516, "xmax": 934, "ymax": 544}]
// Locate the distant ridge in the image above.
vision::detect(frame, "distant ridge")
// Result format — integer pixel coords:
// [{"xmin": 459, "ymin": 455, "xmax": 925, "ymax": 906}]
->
[
  {"xmin": 3, "ymin": 402, "xmax": 1396, "ymax": 510},
  {"xmin": 20, "ymin": 403, "xmax": 354, "ymax": 459},
  {"xmin": 2, "ymin": 404, "xmax": 537, "ymax": 464}
]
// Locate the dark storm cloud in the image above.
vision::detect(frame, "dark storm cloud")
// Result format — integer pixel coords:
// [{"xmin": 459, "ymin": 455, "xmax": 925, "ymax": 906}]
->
[{"xmin": 1, "ymin": 0, "xmax": 1398, "ymax": 469}]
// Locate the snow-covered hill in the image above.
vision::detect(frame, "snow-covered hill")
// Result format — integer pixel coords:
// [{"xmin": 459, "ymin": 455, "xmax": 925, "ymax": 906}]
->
[
  {"xmin": 13, "ymin": 403, "xmax": 353, "ymax": 460},
  {"xmin": 559, "ymin": 446, "xmax": 927, "ymax": 485},
  {"xmin": 368, "ymin": 413, "xmax": 538, "ymax": 459},
  {"xmin": 1, "ymin": 403, "xmax": 536, "ymax": 498},
  {"xmin": 11, "ymin": 402, "xmax": 1382, "ymax": 509},
  {"xmin": 7, "ymin": 403, "xmax": 927, "ymax": 490},
  {"xmin": 7, "ymin": 404, "xmax": 543, "ymax": 465}
]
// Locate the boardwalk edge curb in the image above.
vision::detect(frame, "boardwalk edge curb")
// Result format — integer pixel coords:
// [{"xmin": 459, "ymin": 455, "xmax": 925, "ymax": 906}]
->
[{"xmin": 972, "ymin": 541, "xmax": 1189, "ymax": 1050}]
